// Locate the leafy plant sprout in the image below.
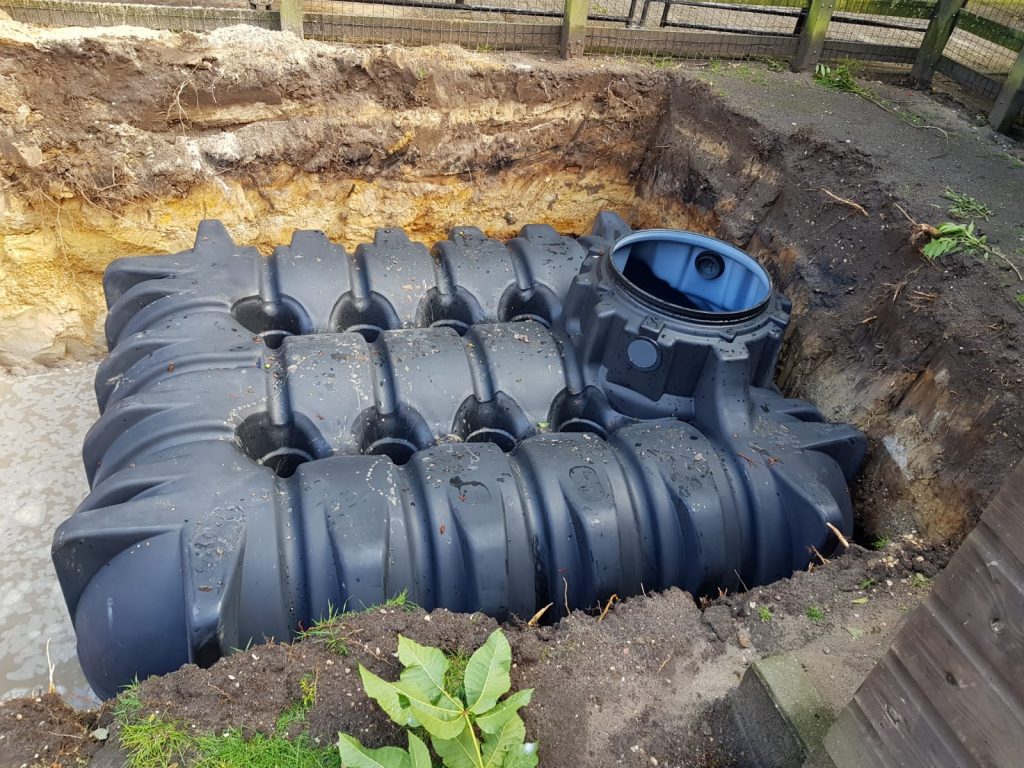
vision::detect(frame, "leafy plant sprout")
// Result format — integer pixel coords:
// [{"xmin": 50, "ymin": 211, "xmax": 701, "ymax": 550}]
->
[{"xmin": 341, "ymin": 629, "xmax": 538, "ymax": 768}]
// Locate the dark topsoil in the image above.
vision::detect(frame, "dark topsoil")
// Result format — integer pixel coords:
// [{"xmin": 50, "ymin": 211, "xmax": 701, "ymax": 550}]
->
[{"xmin": 1, "ymin": 543, "xmax": 939, "ymax": 768}]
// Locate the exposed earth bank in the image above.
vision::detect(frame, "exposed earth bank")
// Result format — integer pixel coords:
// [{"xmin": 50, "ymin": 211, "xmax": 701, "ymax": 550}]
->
[
  {"xmin": 1, "ymin": 21, "xmax": 1021, "ymax": 546},
  {"xmin": 0, "ymin": 18, "xmax": 1020, "ymax": 768},
  {"xmin": 0, "ymin": 542, "xmax": 940, "ymax": 767}
]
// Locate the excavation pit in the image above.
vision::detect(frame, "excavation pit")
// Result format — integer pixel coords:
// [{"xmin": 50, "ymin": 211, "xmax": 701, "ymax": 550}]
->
[{"xmin": 0, "ymin": 17, "xmax": 1022, "ymax": 766}]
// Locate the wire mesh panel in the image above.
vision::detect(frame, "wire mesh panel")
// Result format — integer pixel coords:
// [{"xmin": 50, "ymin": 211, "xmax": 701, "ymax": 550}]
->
[
  {"xmin": 303, "ymin": 0, "xmax": 563, "ymax": 51},
  {"xmin": 1, "ymin": 0, "xmax": 277, "ymax": 31},
  {"xmin": 823, "ymin": 0, "xmax": 933, "ymax": 65},
  {"xmin": 944, "ymin": 0, "xmax": 1023, "ymax": 76},
  {"xmin": 584, "ymin": 0, "xmax": 803, "ymax": 58}
]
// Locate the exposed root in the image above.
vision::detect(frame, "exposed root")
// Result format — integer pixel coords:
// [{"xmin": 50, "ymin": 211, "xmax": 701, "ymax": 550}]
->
[
  {"xmin": 597, "ymin": 594, "xmax": 619, "ymax": 623},
  {"xmin": 825, "ymin": 522, "xmax": 850, "ymax": 549},
  {"xmin": 527, "ymin": 603, "xmax": 553, "ymax": 627},
  {"xmin": 819, "ymin": 188, "xmax": 868, "ymax": 218}
]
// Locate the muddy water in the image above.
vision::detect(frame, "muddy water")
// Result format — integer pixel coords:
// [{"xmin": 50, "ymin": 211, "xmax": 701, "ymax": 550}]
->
[{"xmin": 0, "ymin": 364, "xmax": 97, "ymax": 705}]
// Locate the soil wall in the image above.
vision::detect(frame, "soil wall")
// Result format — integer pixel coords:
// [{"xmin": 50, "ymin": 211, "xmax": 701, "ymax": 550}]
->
[{"xmin": 1, "ymin": 20, "xmax": 1021, "ymax": 543}]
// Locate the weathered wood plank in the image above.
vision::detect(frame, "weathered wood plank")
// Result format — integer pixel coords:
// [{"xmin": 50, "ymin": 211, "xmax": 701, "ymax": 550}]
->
[
  {"xmin": 825, "ymin": 458, "xmax": 1024, "ymax": 767},
  {"xmin": 823, "ymin": 39, "xmax": 920, "ymax": 63},
  {"xmin": 0, "ymin": 0, "xmax": 277, "ymax": 30},
  {"xmin": 989, "ymin": 44, "xmax": 1024, "ymax": 134},
  {"xmin": 936, "ymin": 55, "xmax": 1004, "ymax": 100},
  {"xmin": 792, "ymin": 0, "xmax": 836, "ymax": 71},
  {"xmin": 827, "ymin": 653, "xmax": 978, "ymax": 768},
  {"xmin": 890, "ymin": 600, "xmax": 1024, "ymax": 766},
  {"xmin": 584, "ymin": 26, "xmax": 799, "ymax": 57},
  {"xmin": 561, "ymin": 0, "xmax": 589, "ymax": 58},
  {"xmin": 911, "ymin": 0, "xmax": 966, "ymax": 85},
  {"xmin": 279, "ymin": 0, "xmax": 304, "ymax": 36}
]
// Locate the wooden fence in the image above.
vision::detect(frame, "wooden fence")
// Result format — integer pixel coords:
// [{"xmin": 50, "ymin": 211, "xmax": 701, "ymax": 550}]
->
[{"xmin": 1, "ymin": 0, "xmax": 1020, "ymax": 130}]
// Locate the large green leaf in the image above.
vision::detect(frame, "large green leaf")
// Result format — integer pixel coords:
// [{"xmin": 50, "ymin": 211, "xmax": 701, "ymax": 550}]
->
[
  {"xmin": 432, "ymin": 728, "xmax": 481, "ymax": 768},
  {"xmin": 360, "ymin": 666, "xmax": 415, "ymax": 727},
  {"xmin": 338, "ymin": 734, "xmax": 411, "ymax": 768},
  {"xmin": 397, "ymin": 635, "xmax": 449, "ymax": 702},
  {"xmin": 464, "ymin": 630, "xmax": 512, "ymax": 715},
  {"xmin": 502, "ymin": 743, "xmax": 539, "ymax": 768},
  {"xmin": 407, "ymin": 732, "xmax": 433, "ymax": 768},
  {"xmin": 396, "ymin": 680, "xmax": 466, "ymax": 740},
  {"xmin": 481, "ymin": 713, "xmax": 525, "ymax": 768},
  {"xmin": 475, "ymin": 689, "xmax": 533, "ymax": 734}
]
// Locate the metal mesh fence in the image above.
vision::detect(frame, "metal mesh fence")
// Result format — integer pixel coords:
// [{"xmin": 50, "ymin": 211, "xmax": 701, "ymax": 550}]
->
[
  {"xmin": 944, "ymin": 0, "xmax": 1023, "ymax": 75},
  {"xmin": 823, "ymin": 0, "xmax": 932, "ymax": 65},
  {"xmin": 3, "ymin": 0, "xmax": 276, "ymax": 31},
  {"xmin": 304, "ymin": 0, "xmax": 563, "ymax": 50},
  {"xmin": 0, "ymin": 0, "xmax": 1020, "ymax": 116},
  {"xmin": 583, "ymin": 0, "xmax": 802, "ymax": 59}
]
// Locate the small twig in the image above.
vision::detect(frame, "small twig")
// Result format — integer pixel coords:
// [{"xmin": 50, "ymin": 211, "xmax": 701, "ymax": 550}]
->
[
  {"xmin": 809, "ymin": 545, "xmax": 830, "ymax": 566},
  {"xmin": 563, "ymin": 576, "xmax": 570, "ymax": 616},
  {"xmin": 527, "ymin": 603, "xmax": 553, "ymax": 627},
  {"xmin": 733, "ymin": 570, "xmax": 749, "ymax": 592},
  {"xmin": 820, "ymin": 187, "xmax": 868, "ymax": 218},
  {"xmin": 993, "ymin": 248, "xmax": 1024, "ymax": 282},
  {"xmin": 825, "ymin": 522, "xmax": 850, "ymax": 549},
  {"xmin": 45, "ymin": 638, "xmax": 56, "ymax": 695},
  {"xmin": 597, "ymin": 594, "xmax": 619, "ymax": 622},
  {"xmin": 206, "ymin": 680, "xmax": 232, "ymax": 699},
  {"xmin": 658, "ymin": 652, "xmax": 674, "ymax": 673}
]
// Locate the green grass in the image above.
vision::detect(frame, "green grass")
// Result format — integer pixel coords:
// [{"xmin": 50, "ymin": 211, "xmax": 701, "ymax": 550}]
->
[
  {"xmin": 871, "ymin": 535, "xmax": 890, "ymax": 551},
  {"xmin": 119, "ymin": 715, "xmax": 195, "ymax": 768},
  {"xmin": 1002, "ymin": 152, "xmax": 1024, "ymax": 169},
  {"xmin": 116, "ymin": 669, "xmax": 339, "ymax": 768},
  {"xmin": 1016, "ymin": 293, "xmax": 1024, "ymax": 308},
  {"xmin": 857, "ymin": 577, "xmax": 877, "ymax": 590},
  {"xmin": 806, "ymin": 605, "xmax": 826, "ymax": 623},
  {"xmin": 276, "ymin": 672, "xmax": 318, "ymax": 733},
  {"xmin": 943, "ymin": 187, "xmax": 993, "ymax": 221},
  {"xmin": 814, "ymin": 61, "xmax": 864, "ymax": 93},
  {"xmin": 443, "ymin": 648, "xmax": 471, "ymax": 700},
  {"xmin": 195, "ymin": 731, "xmax": 341, "ymax": 768},
  {"xmin": 758, "ymin": 606, "xmax": 773, "ymax": 623},
  {"xmin": 297, "ymin": 589, "xmax": 415, "ymax": 655}
]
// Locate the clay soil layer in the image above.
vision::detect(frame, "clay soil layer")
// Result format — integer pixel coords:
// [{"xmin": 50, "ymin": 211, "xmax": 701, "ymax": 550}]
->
[{"xmin": 0, "ymin": 16, "xmax": 1021, "ymax": 768}]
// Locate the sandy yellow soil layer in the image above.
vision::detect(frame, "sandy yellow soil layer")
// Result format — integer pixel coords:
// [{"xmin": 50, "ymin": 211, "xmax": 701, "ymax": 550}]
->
[{"xmin": 0, "ymin": 21, "xmax": 711, "ymax": 368}]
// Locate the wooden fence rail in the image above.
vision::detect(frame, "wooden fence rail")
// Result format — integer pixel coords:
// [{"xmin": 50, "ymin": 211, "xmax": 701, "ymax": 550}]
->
[{"xmin": 0, "ymin": 0, "xmax": 1019, "ymax": 132}]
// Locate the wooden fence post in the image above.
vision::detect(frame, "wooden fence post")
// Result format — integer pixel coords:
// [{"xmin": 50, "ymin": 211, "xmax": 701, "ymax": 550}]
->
[
  {"xmin": 791, "ymin": 0, "xmax": 837, "ymax": 72},
  {"xmin": 910, "ymin": 0, "xmax": 966, "ymax": 87},
  {"xmin": 279, "ymin": 0, "xmax": 303, "ymax": 37},
  {"xmin": 560, "ymin": 0, "xmax": 589, "ymax": 59},
  {"xmin": 989, "ymin": 44, "xmax": 1024, "ymax": 134}
]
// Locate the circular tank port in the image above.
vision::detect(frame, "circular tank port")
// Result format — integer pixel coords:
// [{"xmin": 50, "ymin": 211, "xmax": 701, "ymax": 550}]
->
[{"xmin": 609, "ymin": 230, "xmax": 771, "ymax": 321}]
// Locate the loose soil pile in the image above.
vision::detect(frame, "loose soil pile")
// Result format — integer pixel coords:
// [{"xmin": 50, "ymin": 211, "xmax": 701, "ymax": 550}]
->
[{"xmin": 0, "ymin": 541, "xmax": 938, "ymax": 767}]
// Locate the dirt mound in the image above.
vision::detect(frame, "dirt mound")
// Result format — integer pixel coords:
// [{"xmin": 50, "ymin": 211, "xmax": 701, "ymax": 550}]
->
[{"xmin": 0, "ymin": 541, "xmax": 934, "ymax": 767}]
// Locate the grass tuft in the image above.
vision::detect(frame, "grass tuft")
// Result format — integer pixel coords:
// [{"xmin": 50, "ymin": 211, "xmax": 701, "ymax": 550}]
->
[
  {"xmin": 297, "ymin": 589, "xmax": 417, "ymax": 655},
  {"xmin": 806, "ymin": 605, "xmax": 826, "ymax": 623}
]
